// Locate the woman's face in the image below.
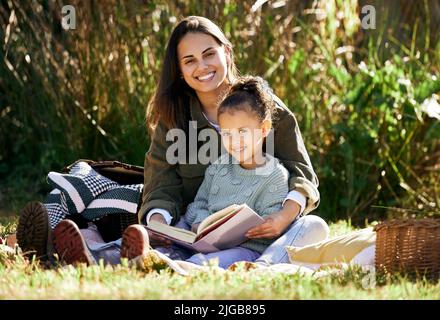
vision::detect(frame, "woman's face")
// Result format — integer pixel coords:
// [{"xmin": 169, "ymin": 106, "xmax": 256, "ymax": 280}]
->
[{"xmin": 177, "ymin": 32, "xmax": 230, "ymax": 94}]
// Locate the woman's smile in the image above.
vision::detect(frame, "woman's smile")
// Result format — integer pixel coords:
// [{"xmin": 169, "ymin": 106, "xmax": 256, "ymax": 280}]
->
[{"xmin": 195, "ymin": 71, "xmax": 216, "ymax": 82}]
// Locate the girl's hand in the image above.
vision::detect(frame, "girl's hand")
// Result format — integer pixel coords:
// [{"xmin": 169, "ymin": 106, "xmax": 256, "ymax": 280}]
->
[
  {"xmin": 245, "ymin": 200, "xmax": 301, "ymax": 239},
  {"xmin": 245, "ymin": 214, "xmax": 286, "ymax": 239}
]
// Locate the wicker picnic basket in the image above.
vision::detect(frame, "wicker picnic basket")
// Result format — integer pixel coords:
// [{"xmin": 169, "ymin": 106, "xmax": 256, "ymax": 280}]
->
[{"xmin": 374, "ymin": 218, "xmax": 440, "ymax": 281}]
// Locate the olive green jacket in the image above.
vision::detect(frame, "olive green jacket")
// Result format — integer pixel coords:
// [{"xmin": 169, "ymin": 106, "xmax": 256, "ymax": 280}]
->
[{"xmin": 138, "ymin": 93, "xmax": 320, "ymax": 225}]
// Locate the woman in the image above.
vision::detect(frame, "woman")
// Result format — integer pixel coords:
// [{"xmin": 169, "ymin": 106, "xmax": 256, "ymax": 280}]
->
[
  {"xmin": 18, "ymin": 16, "xmax": 329, "ymax": 266},
  {"xmin": 138, "ymin": 16, "xmax": 329, "ymax": 265}
]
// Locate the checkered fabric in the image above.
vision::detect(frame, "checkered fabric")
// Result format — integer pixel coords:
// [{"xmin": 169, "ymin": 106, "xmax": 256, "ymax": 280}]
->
[
  {"xmin": 47, "ymin": 161, "xmax": 119, "ymax": 214},
  {"xmin": 44, "ymin": 161, "xmax": 143, "ymax": 230},
  {"xmin": 45, "ymin": 189, "xmax": 69, "ymax": 230},
  {"xmin": 81, "ymin": 184, "xmax": 143, "ymax": 221}
]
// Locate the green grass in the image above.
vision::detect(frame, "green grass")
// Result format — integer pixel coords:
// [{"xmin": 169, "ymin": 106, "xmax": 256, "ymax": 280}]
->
[{"xmin": 0, "ymin": 219, "xmax": 439, "ymax": 300}]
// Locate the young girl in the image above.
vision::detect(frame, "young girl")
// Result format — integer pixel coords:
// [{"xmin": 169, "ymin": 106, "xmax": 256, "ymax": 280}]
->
[
  {"xmin": 123, "ymin": 76, "xmax": 291, "ymax": 269},
  {"xmin": 181, "ymin": 76, "xmax": 290, "ymax": 268}
]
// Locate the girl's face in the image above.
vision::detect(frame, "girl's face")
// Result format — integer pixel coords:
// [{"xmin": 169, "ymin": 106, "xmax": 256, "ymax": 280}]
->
[
  {"xmin": 177, "ymin": 32, "xmax": 230, "ymax": 94},
  {"xmin": 218, "ymin": 106, "xmax": 271, "ymax": 167}
]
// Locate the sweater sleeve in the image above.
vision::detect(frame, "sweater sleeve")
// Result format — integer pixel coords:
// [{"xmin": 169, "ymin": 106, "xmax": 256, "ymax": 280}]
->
[
  {"xmin": 138, "ymin": 121, "xmax": 183, "ymax": 225},
  {"xmin": 271, "ymin": 94, "xmax": 320, "ymax": 215},
  {"xmin": 184, "ymin": 164, "xmax": 217, "ymax": 226},
  {"xmin": 255, "ymin": 166, "xmax": 290, "ymax": 217}
]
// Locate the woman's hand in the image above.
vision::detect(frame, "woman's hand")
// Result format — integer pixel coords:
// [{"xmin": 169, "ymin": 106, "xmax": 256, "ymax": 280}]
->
[
  {"xmin": 146, "ymin": 213, "xmax": 173, "ymax": 247},
  {"xmin": 245, "ymin": 200, "xmax": 301, "ymax": 239}
]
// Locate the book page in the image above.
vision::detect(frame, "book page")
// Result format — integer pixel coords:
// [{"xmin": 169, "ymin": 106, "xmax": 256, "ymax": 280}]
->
[
  {"xmin": 147, "ymin": 204, "xmax": 265, "ymax": 253},
  {"xmin": 195, "ymin": 210, "xmax": 239, "ymax": 241},
  {"xmin": 196, "ymin": 204, "xmax": 243, "ymax": 235},
  {"xmin": 147, "ymin": 220, "xmax": 197, "ymax": 243},
  {"xmin": 193, "ymin": 204, "xmax": 265, "ymax": 252}
]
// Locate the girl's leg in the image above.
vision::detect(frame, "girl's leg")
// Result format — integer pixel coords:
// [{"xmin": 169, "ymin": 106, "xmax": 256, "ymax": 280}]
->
[
  {"xmin": 186, "ymin": 247, "xmax": 260, "ymax": 269},
  {"xmin": 256, "ymin": 215, "xmax": 329, "ymax": 265}
]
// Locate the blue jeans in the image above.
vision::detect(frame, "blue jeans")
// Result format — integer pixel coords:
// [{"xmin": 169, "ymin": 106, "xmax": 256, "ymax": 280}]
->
[
  {"xmin": 256, "ymin": 214, "xmax": 330, "ymax": 265},
  {"xmin": 156, "ymin": 214, "xmax": 329, "ymax": 268},
  {"xmin": 186, "ymin": 247, "xmax": 260, "ymax": 269},
  {"xmin": 155, "ymin": 219, "xmax": 259, "ymax": 269}
]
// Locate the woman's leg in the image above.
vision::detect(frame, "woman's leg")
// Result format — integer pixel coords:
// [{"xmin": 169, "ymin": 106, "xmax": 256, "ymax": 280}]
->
[
  {"xmin": 80, "ymin": 223, "xmax": 122, "ymax": 265},
  {"xmin": 256, "ymin": 215, "xmax": 330, "ymax": 265},
  {"xmin": 88, "ymin": 217, "xmax": 194, "ymax": 263},
  {"xmin": 154, "ymin": 217, "xmax": 194, "ymax": 260},
  {"xmin": 186, "ymin": 247, "xmax": 260, "ymax": 269}
]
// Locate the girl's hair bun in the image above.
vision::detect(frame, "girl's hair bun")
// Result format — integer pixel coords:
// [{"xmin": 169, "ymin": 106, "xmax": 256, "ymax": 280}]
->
[
  {"xmin": 230, "ymin": 76, "xmax": 267, "ymax": 94},
  {"xmin": 219, "ymin": 75, "xmax": 276, "ymax": 121}
]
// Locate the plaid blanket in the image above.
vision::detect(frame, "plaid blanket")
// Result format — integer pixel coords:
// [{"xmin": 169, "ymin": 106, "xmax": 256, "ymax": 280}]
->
[{"xmin": 44, "ymin": 161, "xmax": 143, "ymax": 229}]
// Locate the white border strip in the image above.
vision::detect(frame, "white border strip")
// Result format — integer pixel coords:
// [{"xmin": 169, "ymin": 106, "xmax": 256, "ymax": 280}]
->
[
  {"xmin": 48, "ymin": 172, "xmax": 85, "ymax": 213},
  {"xmin": 86, "ymin": 199, "xmax": 137, "ymax": 213}
]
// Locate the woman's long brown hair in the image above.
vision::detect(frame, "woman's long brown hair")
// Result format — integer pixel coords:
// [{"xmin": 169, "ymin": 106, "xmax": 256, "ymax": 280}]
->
[{"xmin": 146, "ymin": 16, "xmax": 239, "ymax": 133}]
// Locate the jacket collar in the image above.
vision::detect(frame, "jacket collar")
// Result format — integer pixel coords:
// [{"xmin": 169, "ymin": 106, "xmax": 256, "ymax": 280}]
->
[{"xmin": 188, "ymin": 94, "xmax": 211, "ymax": 129}]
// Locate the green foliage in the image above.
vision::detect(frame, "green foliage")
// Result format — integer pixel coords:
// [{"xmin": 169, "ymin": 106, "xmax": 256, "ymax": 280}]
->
[
  {"xmin": 0, "ymin": 0, "xmax": 439, "ymax": 221},
  {"xmin": 313, "ymin": 54, "xmax": 440, "ymax": 222}
]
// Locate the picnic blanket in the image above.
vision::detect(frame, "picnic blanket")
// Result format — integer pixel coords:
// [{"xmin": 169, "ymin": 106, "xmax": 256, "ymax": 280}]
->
[
  {"xmin": 129, "ymin": 246, "xmax": 375, "ymax": 277},
  {"xmin": 44, "ymin": 161, "xmax": 143, "ymax": 229}
]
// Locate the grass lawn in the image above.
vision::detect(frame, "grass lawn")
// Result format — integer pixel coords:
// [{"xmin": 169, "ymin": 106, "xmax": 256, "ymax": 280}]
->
[{"xmin": 0, "ymin": 218, "xmax": 439, "ymax": 300}]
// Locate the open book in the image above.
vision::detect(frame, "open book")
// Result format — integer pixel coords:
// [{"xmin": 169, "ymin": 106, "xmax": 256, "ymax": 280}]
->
[{"xmin": 146, "ymin": 203, "xmax": 264, "ymax": 253}]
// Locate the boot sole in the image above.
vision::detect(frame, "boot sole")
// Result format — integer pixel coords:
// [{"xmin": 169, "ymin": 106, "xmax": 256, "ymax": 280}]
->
[
  {"xmin": 16, "ymin": 201, "xmax": 49, "ymax": 259},
  {"xmin": 121, "ymin": 225, "xmax": 150, "ymax": 260},
  {"xmin": 53, "ymin": 220, "xmax": 95, "ymax": 265}
]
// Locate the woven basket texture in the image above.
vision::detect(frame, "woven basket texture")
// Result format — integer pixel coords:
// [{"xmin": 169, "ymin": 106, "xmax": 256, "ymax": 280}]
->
[{"xmin": 374, "ymin": 219, "xmax": 440, "ymax": 281}]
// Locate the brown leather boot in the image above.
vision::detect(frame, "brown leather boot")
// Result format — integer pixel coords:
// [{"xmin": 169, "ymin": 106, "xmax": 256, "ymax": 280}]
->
[
  {"xmin": 120, "ymin": 224, "xmax": 150, "ymax": 260},
  {"xmin": 17, "ymin": 201, "xmax": 53, "ymax": 261},
  {"xmin": 53, "ymin": 219, "xmax": 96, "ymax": 265}
]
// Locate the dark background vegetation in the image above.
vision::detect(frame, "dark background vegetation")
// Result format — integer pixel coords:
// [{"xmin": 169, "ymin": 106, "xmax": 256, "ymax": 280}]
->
[{"xmin": 1, "ymin": 0, "xmax": 439, "ymax": 224}]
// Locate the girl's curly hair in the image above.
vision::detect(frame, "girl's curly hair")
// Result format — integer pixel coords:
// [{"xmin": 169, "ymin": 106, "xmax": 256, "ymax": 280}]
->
[{"xmin": 218, "ymin": 75, "xmax": 277, "ymax": 122}]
